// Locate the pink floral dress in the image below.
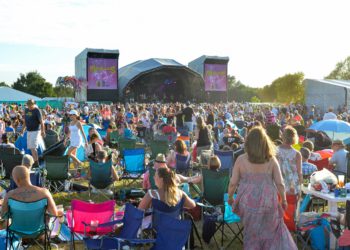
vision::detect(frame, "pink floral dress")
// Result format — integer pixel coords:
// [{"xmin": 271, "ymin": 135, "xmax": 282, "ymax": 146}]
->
[{"xmin": 233, "ymin": 157, "xmax": 297, "ymax": 250}]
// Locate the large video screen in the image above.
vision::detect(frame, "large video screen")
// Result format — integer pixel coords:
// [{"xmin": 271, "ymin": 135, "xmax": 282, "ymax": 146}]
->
[
  {"xmin": 87, "ymin": 58, "xmax": 118, "ymax": 89},
  {"xmin": 204, "ymin": 64, "xmax": 227, "ymax": 91}
]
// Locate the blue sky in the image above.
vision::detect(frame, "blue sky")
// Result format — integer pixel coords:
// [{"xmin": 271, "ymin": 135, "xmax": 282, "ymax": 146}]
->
[{"xmin": 1, "ymin": 0, "xmax": 350, "ymax": 87}]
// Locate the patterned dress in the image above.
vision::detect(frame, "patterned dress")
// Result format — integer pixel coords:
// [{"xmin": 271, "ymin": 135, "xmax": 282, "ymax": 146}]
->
[
  {"xmin": 233, "ymin": 157, "xmax": 297, "ymax": 250},
  {"xmin": 277, "ymin": 147, "xmax": 300, "ymax": 194}
]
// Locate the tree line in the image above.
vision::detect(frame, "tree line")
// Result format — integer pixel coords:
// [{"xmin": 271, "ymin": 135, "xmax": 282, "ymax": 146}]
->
[{"xmin": 1, "ymin": 56, "xmax": 350, "ymax": 101}]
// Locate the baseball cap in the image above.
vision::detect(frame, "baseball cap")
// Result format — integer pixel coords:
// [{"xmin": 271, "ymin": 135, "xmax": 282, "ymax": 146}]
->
[
  {"xmin": 155, "ymin": 153, "xmax": 166, "ymax": 163},
  {"xmin": 69, "ymin": 110, "xmax": 79, "ymax": 116}
]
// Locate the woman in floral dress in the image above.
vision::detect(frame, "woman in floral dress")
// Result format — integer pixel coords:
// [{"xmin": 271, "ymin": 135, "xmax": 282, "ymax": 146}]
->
[{"xmin": 228, "ymin": 126, "xmax": 297, "ymax": 250}]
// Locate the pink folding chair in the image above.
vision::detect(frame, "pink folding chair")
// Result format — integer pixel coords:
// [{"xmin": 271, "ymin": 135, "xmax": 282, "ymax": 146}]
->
[{"xmin": 66, "ymin": 199, "xmax": 116, "ymax": 249}]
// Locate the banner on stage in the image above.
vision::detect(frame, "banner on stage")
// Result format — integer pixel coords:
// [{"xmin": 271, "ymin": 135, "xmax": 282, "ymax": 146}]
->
[
  {"xmin": 87, "ymin": 58, "xmax": 118, "ymax": 90},
  {"xmin": 204, "ymin": 64, "xmax": 227, "ymax": 91}
]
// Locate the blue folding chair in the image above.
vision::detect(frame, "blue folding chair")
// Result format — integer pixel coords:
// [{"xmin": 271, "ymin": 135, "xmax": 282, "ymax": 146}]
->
[
  {"xmin": 175, "ymin": 153, "xmax": 191, "ymax": 175},
  {"xmin": 118, "ymin": 213, "xmax": 192, "ymax": 250},
  {"xmin": 5, "ymin": 198, "xmax": 50, "ymax": 250},
  {"xmin": 88, "ymin": 160, "xmax": 115, "ymax": 198},
  {"xmin": 214, "ymin": 149, "xmax": 234, "ymax": 174},
  {"xmin": 8, "ymin": 170, "xmax": 43, "ymax": 191},
  {"xmin": 83, "ymin": 203, "xmax": 144, "ymax": 250},
  {"xmin": 121, "ymin": 148, "xmax": 145, "ymax": 186}
]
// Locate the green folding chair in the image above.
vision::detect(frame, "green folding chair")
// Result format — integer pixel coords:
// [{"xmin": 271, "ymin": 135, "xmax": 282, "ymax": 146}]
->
[
  {"xmin": 109, "ymin": 131, "xmax": 120, "ymax": 148},
  {"xmin": 88, "ymin": 160, "xmax": 115, "ymax": 199},
  {"xmin": 196, "ymin": 168, "xmax": 243, "ymax": 248},
  {"xmin": 118, "ymin": 138, "xmax": 137, "ymax": 157},
  {"xmin": 149, "ymin": 140, "xmax": 169, "ymax": 160},
  {"xmin": 44, "ymin": 155, "xmax": 71, "ymax": 193}
]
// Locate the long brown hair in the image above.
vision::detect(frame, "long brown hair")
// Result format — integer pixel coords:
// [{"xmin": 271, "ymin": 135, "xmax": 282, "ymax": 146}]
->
[
  {"xmin": 157, "ymin": 168, "xmax": 179, "ymax": 206},
  {"xmin": 245, "ymin": 126, "xmax": 276, "ymax": 164},
  {"xmin": 174, "ymin": 139, "xmax": 187, "ymax": 154}
]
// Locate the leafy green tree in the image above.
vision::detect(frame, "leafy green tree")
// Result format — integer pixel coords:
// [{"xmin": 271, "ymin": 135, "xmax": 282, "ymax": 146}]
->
[
  {"xmin": 227, "ymin": 75, "xmax": 259, "ymax": 102},
  {"xmin": 13, "ymin": 71, "xmax": 55, "ymax": 98},
  {"xmin": 0, "ymin": 82, "xmax": 9, "ymax": 87},
  {"xmin": 326, "ymin": 56, "xmax": 350, "ymax": 80},
  {"xmin": 250, "ymin": 96, "xmax": 261, "ymax": 103}
]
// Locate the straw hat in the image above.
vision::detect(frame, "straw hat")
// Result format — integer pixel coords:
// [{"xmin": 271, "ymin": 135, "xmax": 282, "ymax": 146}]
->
[{"xmin": 155, "ymin": 153, "xmax": 166, "ymax": 163}]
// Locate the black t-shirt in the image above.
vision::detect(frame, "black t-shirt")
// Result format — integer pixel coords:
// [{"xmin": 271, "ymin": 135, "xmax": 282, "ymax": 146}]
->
[
  {"xmin": 182, "ymin": 107, "xmax": 194, "ymax": 122},
  {"xmin": 197, "ymin": 126, "xmax": 211, "ymax": 147},
  {"xmin": 175, "ymin": 113, "xmax": 184, "ymax": 127},
  {"xmin": 25, "ymin": 108, "xmax": 42, "ymax": 131}
]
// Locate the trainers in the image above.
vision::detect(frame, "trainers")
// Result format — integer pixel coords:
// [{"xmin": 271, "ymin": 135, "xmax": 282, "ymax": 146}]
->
[{"xmin": 103, "ymin": 189, "xmax": 114, "ymax": 196}]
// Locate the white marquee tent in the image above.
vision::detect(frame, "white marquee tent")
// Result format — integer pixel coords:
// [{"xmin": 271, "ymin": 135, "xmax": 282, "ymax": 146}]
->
[{"xmin": 0, "ymin": 87, "xmax": 41, "ymax": 102}]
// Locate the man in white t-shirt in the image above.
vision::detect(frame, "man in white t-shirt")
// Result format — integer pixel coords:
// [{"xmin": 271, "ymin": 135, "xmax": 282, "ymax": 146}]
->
[{"xmin": 323, "ymin": 107, "xmax": 337, "ymax": 120}]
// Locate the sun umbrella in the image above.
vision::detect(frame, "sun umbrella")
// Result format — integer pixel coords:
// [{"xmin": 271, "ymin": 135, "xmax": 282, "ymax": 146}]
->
[{"xmin": 309, "ymin": 120, "xmax": 350, "ymax": 140}]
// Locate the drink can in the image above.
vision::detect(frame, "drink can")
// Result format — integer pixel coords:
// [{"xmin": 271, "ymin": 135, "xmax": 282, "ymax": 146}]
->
[{"xmin": 334, "ymin": 188, "xmax": 340, "ymax": 197}]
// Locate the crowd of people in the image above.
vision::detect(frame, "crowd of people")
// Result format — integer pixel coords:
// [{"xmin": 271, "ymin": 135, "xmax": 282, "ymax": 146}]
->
[{"xmin": 0, "ymin": 98, "xmax": 349, "ymax": 249}]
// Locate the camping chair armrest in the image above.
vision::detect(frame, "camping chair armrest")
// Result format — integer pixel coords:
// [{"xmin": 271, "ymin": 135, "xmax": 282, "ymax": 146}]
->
[
  {"xmin": 189, "ymin": 183, "xmax": 202, "ymax": 197},
  {"xmin": 116, "ymin": 237, "xmax": 156, "ymax": 245},
  {"xmin": 0, "ymin": 180, "xmax": 8, "ymax": 190},
  {"xmin": 196, "ymin": 202, "xmax": 214, "ymax": 209},
  {"xmin": 82, "ymin": 219, "xmax": 123, "ymax": 228}
]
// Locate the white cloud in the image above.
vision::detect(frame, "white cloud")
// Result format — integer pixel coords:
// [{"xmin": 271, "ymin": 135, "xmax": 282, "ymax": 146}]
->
[{"xmin": 0, "ymin": 0, "xmax": 350, "ymax": 86}]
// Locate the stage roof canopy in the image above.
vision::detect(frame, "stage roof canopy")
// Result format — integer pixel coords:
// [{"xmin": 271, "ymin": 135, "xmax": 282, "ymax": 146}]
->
[{"xmin": 118, "ymin": 58, "xmax": 202, "ymax": 96}]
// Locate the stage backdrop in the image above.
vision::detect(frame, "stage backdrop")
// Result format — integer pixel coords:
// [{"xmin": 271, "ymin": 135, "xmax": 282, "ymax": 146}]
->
[
  {"xmin": 87, "ymin": 58, "xmax": 118, "ymax": 90},
  {"xmin": 204, "ymin": 63, "xmax": 227, "ymax": 91}
]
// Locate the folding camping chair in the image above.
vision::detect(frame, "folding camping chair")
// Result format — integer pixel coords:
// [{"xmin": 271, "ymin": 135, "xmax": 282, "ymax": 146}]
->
[
  {"xmin": 5, "ymin": 198, "xmax": 53, "ymax": 250},
  {"xmin": 175, "ymin": 153, "xmax": 192, "ymax": 176},
  {"xmin": 121, "ymin": 148, "xmax": 145, "ymax": 186},
  {"xmin": 83, "ymin": 203, "xmax": 144, "ymax": 250},
  {"xmin": 88, "ymin": 160, "xmax": 115, "ymax": 199},
  {"xmin": 44, "ymin": 155, "xmax": 71, "ymax": 193},
  {"xmin": 118, "ymin": 213, "xmax": 192, "ymax": 250},
  {"xmin": 67, "ymin": 199, "xmax": 116, "ymax": 250},
  {"xmin": 118, "ymin": 138, "xmax": 136, "ymax": 157},
  {"xmin": 109, "ymin": 131, "xmax": 121, "ymax": 148},
  {"xmin": 149, "ymin": 140, "xmax": 169, "ymax": 160},
  {"xmin": 0, "ymin": 146, "xmax": 23, "ymax": 179},
  {"xmin": 196, "ymin": 168, "xmax": 243, "ymax": 248},
  {"xmin": 214, "ymin": 149, "xmax": 234, "ymax": 174}
]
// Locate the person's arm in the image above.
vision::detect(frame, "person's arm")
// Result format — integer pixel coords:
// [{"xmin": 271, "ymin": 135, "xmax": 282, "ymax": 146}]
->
[
  {"xmin": 1, "ymin": 193, "xmax": 9, "ymax": 218},
  {"xmin": 45, "ymin": 189, "xmax": 58, "ymax": 216},
  {"xmin": 111, "ymin": 166, "xmax": 119, "ymax": 181},
  {"xmin": 228, "ymin": 156, "xmax": 242, "ymax": 205},
  {"xmin": 271, "ymin": 157, "xmax": 287, "ymax": 210},
  {"xmin": 21, "ymin": 115, "xmax": 26, "ymax": 134},
  {"xmin": 138, "ymin": 191, "xmax": 152, "ymax": 210},
  {"xmin": 182, "ymin": 190, "xmax": 196, "ymax": 209},
  {"xmin": 296, "ymin": 151, "xmax": 303, "ymax": 185}
]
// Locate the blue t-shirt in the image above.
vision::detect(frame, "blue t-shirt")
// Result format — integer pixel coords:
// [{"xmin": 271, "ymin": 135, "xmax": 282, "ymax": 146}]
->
[{"xmin": 25, "ymin": 108, "xmax": 42, "ymax": 131}]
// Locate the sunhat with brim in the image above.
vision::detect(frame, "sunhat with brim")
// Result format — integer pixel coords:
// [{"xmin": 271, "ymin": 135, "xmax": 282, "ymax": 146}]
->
[
  {"xmin": 155, "ymin": 154, "xmax": 166, "ymax": 163},
  {"xmin": 332, "ymin": 140, "xmax": 345, "ymax": 147},
  {"xmin": 69, "ymin": 110, "xmax": 79, "ymax": 116}
]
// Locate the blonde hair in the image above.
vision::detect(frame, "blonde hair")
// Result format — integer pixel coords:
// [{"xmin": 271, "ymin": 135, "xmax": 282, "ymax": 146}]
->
[
  {"xmin": 196, "ymin": 116, "xmax": 206, "ymax": 130},
  {"xmin": 157, "ymin": 168, "xmax": 179, "ymax": 207},
  {"xmin": 282, "ymin": 126, "xmax": 298, "ymax": 145},
  {"xmin": 245, "ymin": 126, "xmax": 276, "ymax": 164}
]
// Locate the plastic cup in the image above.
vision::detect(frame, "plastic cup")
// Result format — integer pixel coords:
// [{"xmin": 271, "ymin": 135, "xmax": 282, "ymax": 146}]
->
[
  {"xmin": 338, "ymin": 175, "xmax": 345, "ymax": 188},
  {"xmin": 57, "ymin": 205, "xmax": 64, "ymax": 223},
  {"xmin": 90, "ymin": 220, "xmax": 99, "ymax": 233}
]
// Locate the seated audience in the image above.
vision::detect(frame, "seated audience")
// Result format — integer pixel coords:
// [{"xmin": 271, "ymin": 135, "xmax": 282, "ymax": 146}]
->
[
  {"xmin": 138, "ymin": 167, "xmax": 195, "ymax": 210},
  {"xmin": 302, "ymin": 140, "xmax": 322, "ymax": 161},
  {"xmin": 88, "ymin": 150, "xmax": 119, "ymax": 182},
  {"xmin": 1, "ymin": 165, "xmax": 58, "ymax": 218},
  {"xmin": 0, "ymin": 133, "xmax": 15, "ymax": 148},
  {"xmin": 329, "ymin": 140, "xmax": 349, "ymax": 175}
]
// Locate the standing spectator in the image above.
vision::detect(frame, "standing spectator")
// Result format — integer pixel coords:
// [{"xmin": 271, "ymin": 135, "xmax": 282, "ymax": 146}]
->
[
  {"xmin": 22, "ymin": 99, "xmax": 45, "ymax": 166},
  {"xmin": 182, "ymin": 102, "xmax": 194, "ymax": 133},
  {"xmin": 277, "ymin": 126, "xmax": 303, "ymax": 198},
  {"xmin": 228, "ymin": 126, "xmax": 297, "ymax": 249},
  {"xmin": 323, "ymin": 107, "xmax": 337, "ymax": 120},
  {"xmin": 300, "ymin": 147, "xmax": 318, "ymax": 176}
]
